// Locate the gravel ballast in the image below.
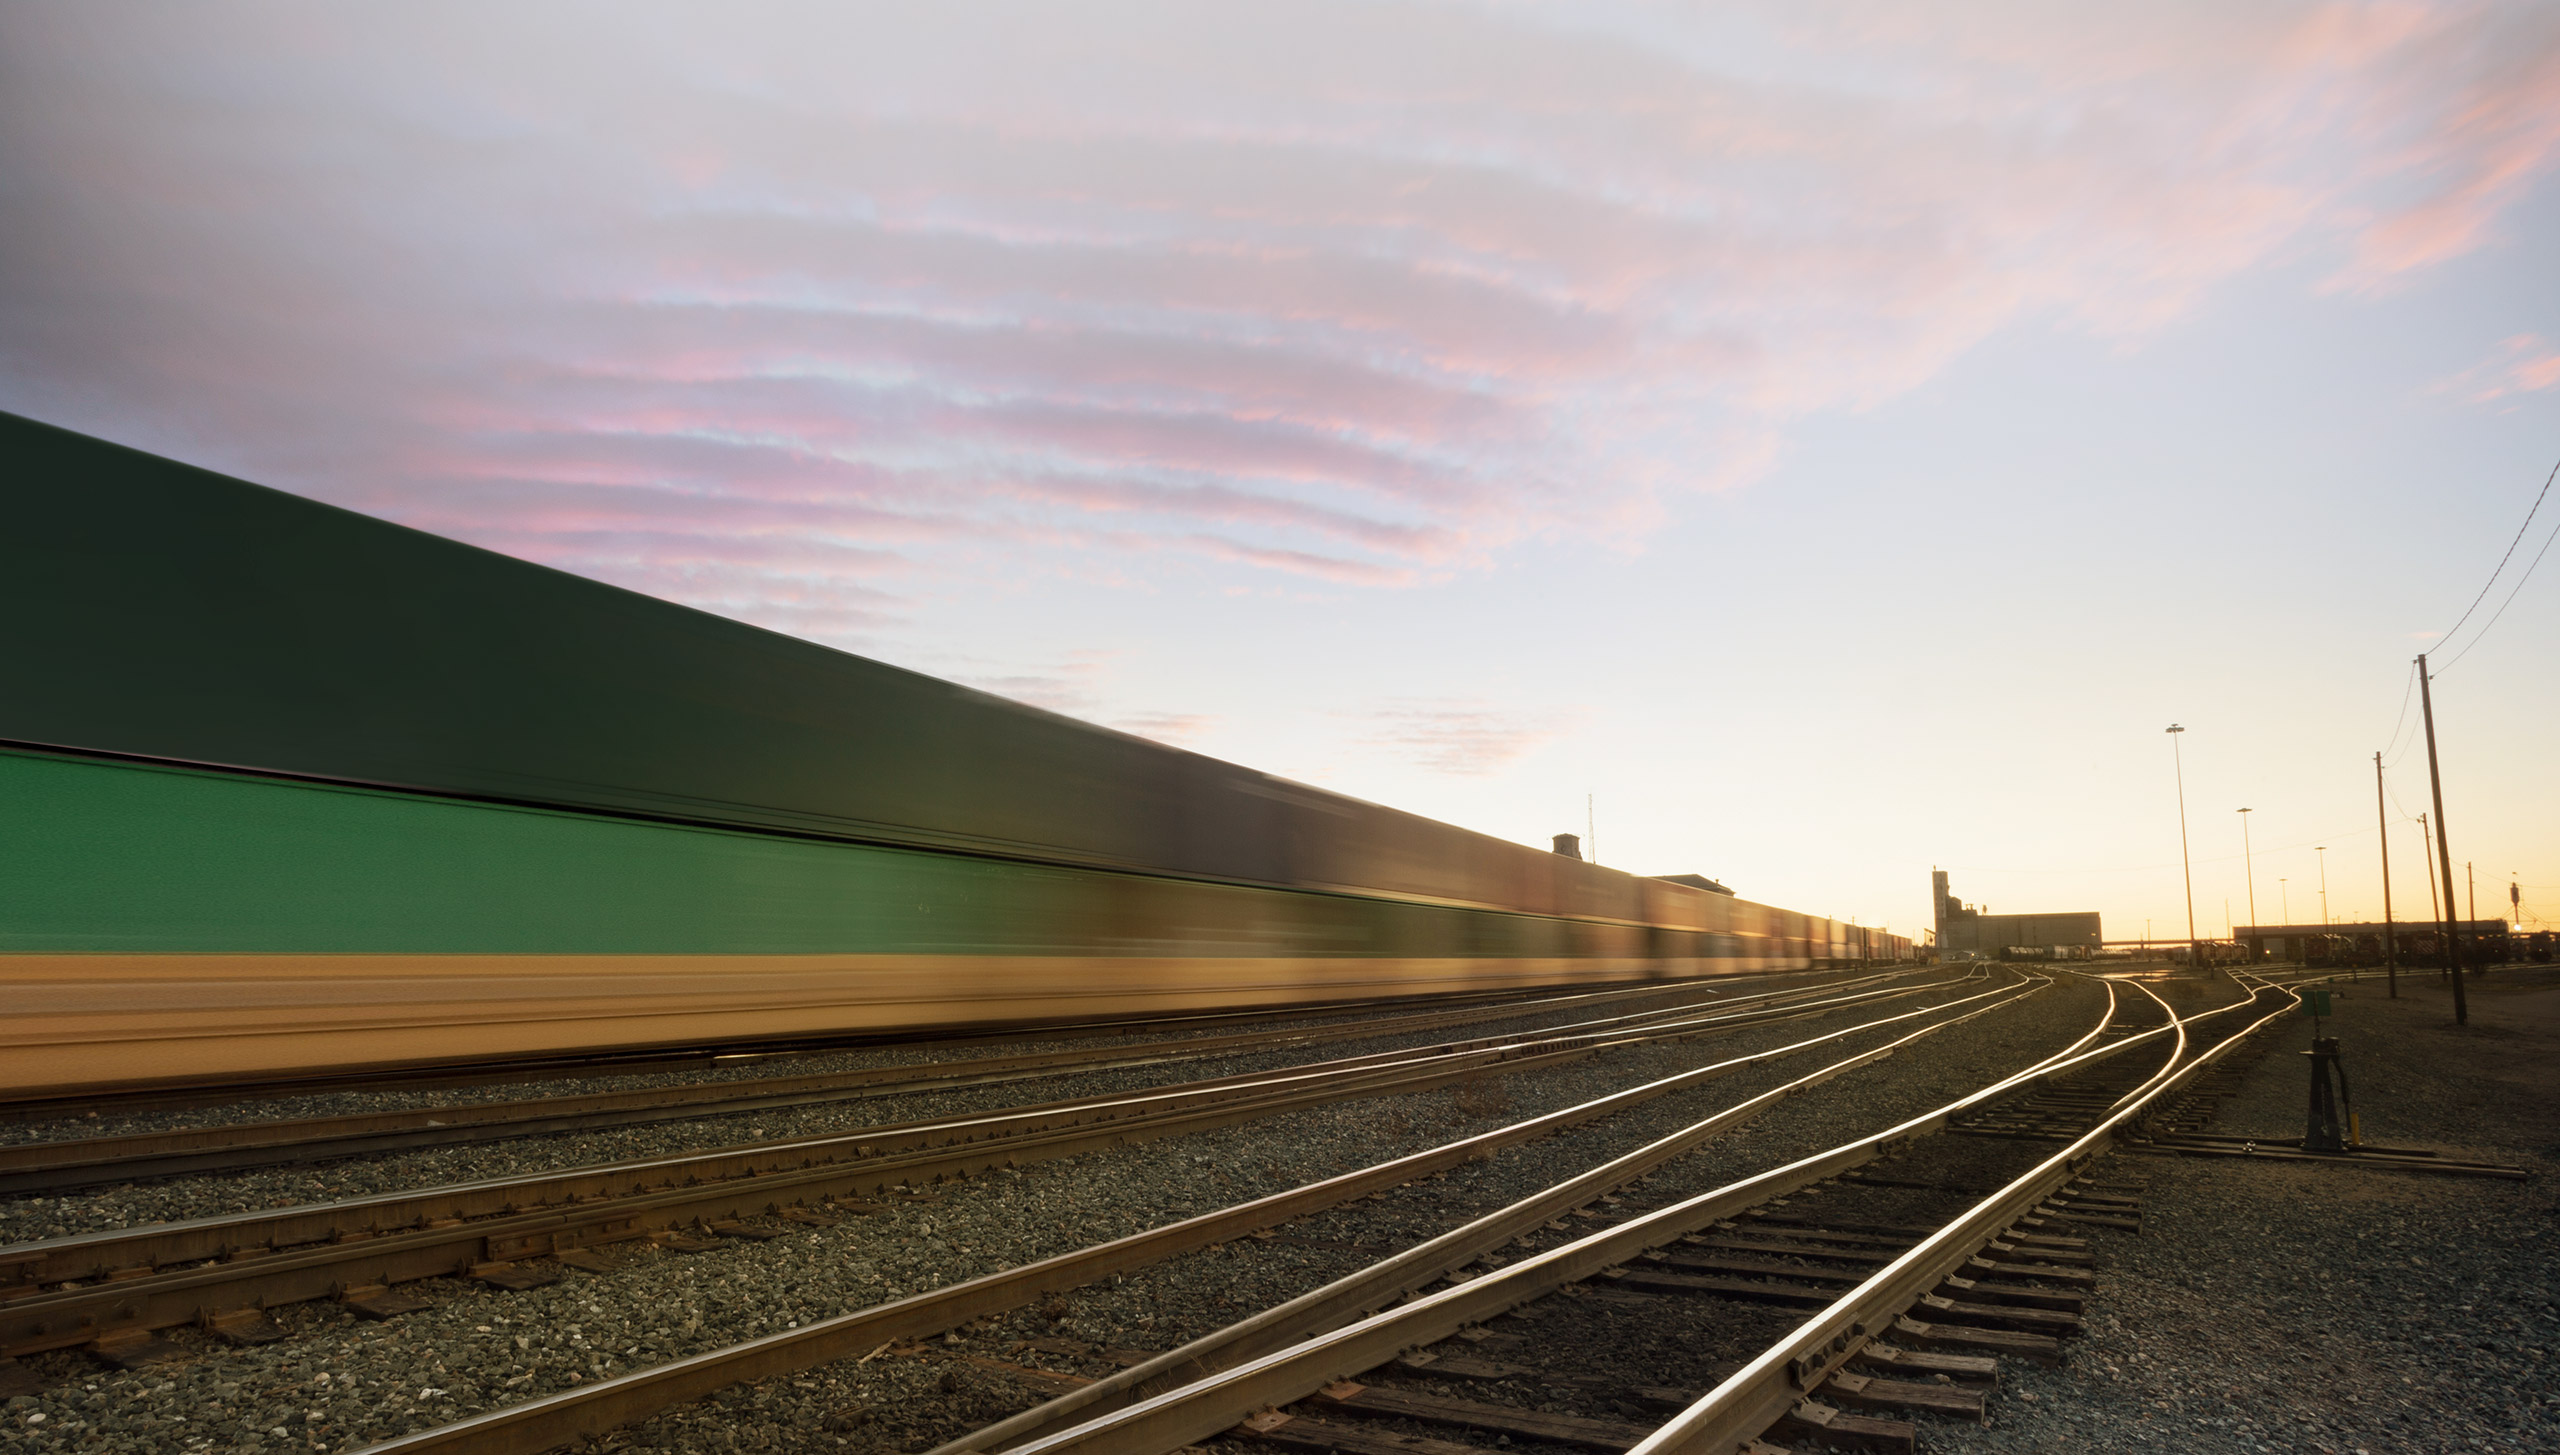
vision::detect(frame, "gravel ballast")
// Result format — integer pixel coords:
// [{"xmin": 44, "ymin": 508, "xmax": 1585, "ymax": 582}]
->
[
  {"xmin": 612, "ymin": 969, "xmax": 2103, "ymax": 1455},
  {"xmin": 1914, "ymin": 964, "xmax": 2558, "ymax": 1455},
  {"xmin": 0, "ymin": 969, "xmax": 2096, "ymax": 1453}
]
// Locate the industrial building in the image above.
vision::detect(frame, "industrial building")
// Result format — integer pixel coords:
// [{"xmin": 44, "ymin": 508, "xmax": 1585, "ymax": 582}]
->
[{"xmin": 1932, "ymin": 870, "xmax": 2102, "ymax": 959}]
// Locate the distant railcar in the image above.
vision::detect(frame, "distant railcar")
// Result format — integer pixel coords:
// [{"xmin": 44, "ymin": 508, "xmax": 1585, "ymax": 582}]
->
[{"xmin": 0, "ymin": 412, "xmax": 1909, "ymax": 1097}]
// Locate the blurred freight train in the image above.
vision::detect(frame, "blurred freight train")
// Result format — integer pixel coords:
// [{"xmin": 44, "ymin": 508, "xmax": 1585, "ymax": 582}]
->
[{"xmin": 0, "ymin": 412, "xmax": 1909, "ymax": 1099}]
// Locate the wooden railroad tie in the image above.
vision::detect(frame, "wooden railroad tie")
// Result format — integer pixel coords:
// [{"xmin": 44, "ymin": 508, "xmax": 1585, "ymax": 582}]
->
[{"xmin": 1312, "ymin": 1380, "xmax": 1654, "ymax": 1452}]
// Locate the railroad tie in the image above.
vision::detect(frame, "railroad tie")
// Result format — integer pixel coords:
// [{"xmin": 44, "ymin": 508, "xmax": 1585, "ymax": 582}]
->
[
  {"xmin": 1888, "ymin": 1314, "xmax": 2066, "ymax": 1366},
  {"xmin": 1911, "ymin": 1290, "xmax": 2085, "ymax": 1337},
  {"xmin": 1311, "ymin": 1380, "xmax": 1656, "ymax": 1453},
  {"xmin": 1960, "ymin": 1252, "xmax": 2095, "ymax": 1286},
  {"xmin": 1639, "ymin": 1249, "xmax": 1864, "ymax": 1285},
  {"xmin": 468, "ymin": 1260, "xmax": 561, "ymax": 1292},
  {"xmin": 1772, "ymin": 1396, "xmax": 1916, "ymax": 1455},
  {"xmin": 85, "ymin": 1326, "xmax": 187, "ymax": 1370},
  {"xmin": 1237, "ymin": 1409, "xmax": 1497, "ymax": 1455},
  {"xmin": 1599, "ymin": 1265, "xmax": 1841, "ymax": 1307},
  {"xmin": 1819, "ymin": 1369, "xmax": 1987, "ymax": 1423},
  {"xmin": 203, "ymin": 1305, "xmax": 291, "ymax": 1346},
  {"xmin": 1849, "ymin": 1342, "xmax": 1999, "ymax": 1386},
  {"xmin": 336, "ymin": 1284, "xmax": 431, "ymax": 1321},
  {"xmin": 1930, "ymin": 1273, "xmax": 2085, "ymax": 1313}
]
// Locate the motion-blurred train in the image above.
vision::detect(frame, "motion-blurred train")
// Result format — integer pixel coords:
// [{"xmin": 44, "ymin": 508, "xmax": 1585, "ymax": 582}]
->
[{"xmin": 0, "ymin": 411, "xmax": 1909, "ymax": 1099}]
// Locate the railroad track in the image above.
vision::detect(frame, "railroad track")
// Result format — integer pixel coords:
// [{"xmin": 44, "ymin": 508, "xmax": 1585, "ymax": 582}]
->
[
  {"xmin": 885, "ymin": 970, "xmax": 2288, "ymax": 1455},
  {"xmin": 0, "ymin": 980, "xmax": 1693, "ymax": 1129},
  {"xmin": 0, "ymin": 971, "xmax": 1883, "ymax": 1197},
  {"xmin": 0, "ymin": 969, "xmax": 1991, "ymax": 1367},
  {"xmin": 116, "ymin": 967, "xmax": 2049, "ymax": 1453}
]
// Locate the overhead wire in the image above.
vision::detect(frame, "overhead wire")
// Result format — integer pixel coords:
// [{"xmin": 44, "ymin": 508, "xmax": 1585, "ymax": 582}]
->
[
  {"xmin": 2379, "ymin": 658, "xmax": 2422, "ymax": 766},
  {"xmin": 2433, "ymin": 451, "xmax": 2558, "ymax": 651},
  {"xmin": 2437, "ymin": 499, "xmax": 2560, "ymax": 674},
  {"xmin": 2380, "ymin": 451, "xmax": 2558, "ymax": 768}
]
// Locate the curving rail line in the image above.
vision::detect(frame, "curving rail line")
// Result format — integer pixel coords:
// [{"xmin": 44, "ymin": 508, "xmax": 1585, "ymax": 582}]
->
[
  {"xmin": 968, "ymin": 970, "xmax": 2287, "ymax": 1454},
  {"xmin": 325, "ymin": 970, "xmax": 2053, "ymax": 1452},
  {"xmin": 0, "ymin": 970, "xmax": 1981, "ymax": 1361}
]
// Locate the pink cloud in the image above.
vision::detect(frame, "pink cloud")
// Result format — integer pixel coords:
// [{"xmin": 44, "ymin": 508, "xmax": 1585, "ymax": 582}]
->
[
  {"xmin": 2433, "ymin": 333, "xmax": 2560, "ymax": 404},
  {"xmin": 1350, "ymin": 699, "xmax": 1570, "ymax": 776},
  {"xmin": 3, "ymin": 0, "xmax": 2556, "ymax": 659}
]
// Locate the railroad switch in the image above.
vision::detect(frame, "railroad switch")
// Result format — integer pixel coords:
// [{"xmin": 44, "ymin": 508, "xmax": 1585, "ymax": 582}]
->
[
  {"xmin": 2302, "ymin": 1035, "xmax": 2355, "ymax": 1153},
  {"xmin": 2299, "ymin": 990, "xmax": 2360, "ymax": 1154}
]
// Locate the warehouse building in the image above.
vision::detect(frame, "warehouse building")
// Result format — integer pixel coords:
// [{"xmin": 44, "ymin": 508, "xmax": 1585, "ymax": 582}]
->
[{"xmin": 1932, "ymin": 869, "xmax": 2102, "ymax": 958}]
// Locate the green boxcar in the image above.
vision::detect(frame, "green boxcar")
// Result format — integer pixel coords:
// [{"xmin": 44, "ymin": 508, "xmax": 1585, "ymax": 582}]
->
[{"xmin": 0, "ymin": 412, "xmax": 1904, "ymax": 1094}]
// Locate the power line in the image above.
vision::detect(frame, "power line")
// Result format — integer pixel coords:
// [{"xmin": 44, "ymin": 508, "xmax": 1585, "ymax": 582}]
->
[
  {"xmin": 2436, "ymin": 451, "xmax": 2558, "ymax": 648},
  {"xmin": 2380, "ymin": 659, "xmax": 2422, "ymax": 766},
  {"xmin": 2438, "ymin": 498, "xmax": 2560, "ymax": 674},
  {"xmin": 2385, "ymin": 777, "xmax": 2422, "ymax": 823}
]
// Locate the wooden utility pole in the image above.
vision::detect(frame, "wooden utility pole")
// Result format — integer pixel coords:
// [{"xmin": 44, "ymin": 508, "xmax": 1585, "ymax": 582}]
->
[
  {"xmin": 2417, "ymin": 654, "xmax": 2468, "ymax": 1025},
  {"xmin": 2375, "ymin": 751, "xmax": 2397, "ymax": 998}
]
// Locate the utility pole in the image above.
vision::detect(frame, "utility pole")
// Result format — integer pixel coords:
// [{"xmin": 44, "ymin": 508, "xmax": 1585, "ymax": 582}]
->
[
  {"xmin": 2376, "ymin": 752, "xmax": 2397, "ymax": 998},
  {"xmin": 2167, "ymin": 724, "xmax": 2198, "ymax": 968},
  {"xmin": 2467, "ymin": 861, "xmax": 2475, "ymax": 925},
  {"xmin": 1586, "ymin": 793, "xmax": 1596, "ymax": 869},
  {"xmin": 2237, "ymin": 807, "xmax": 2258, "ymax": 956},
  {"xmin": 2417, "ymin": 653, "xmax": 2468, "ymax": 1024},
  {"xmin": 2316, "ymin": 846, "xmax": 2330, "ymax": 926}
]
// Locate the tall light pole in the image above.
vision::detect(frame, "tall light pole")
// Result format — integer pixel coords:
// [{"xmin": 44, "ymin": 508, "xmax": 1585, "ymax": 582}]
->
[
  {"xmin": 2237, "ymin": 807, "xmax": 2258, "ymax": 956},
  {"xmin": 2166, "ymin": 724, "xmax": 2197, "ymax": 967},
  {"xmin": 2316, "ymin": 846, "xmax": 2329, "ymax": 926},
  {"xmin": 2281, "ymin": 878, "xmax": 2290, "ymax": 924},
  {"xmin": 2419, "ymin": 814, "xmax": 2439, "ymax": 920}
]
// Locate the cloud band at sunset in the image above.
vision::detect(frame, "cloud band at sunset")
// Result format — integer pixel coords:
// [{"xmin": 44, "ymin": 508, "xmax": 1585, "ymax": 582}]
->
[{"xmin": 4, "ymin": 1, "xmax": 2556, "ymax": 652}]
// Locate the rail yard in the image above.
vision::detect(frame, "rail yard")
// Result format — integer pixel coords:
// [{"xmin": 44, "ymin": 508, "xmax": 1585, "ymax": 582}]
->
[
  {"xmin": 0, "ymin": 963, "xmax": 2548, "ymax": 1455},
  {"xmin": 2, "ymin": 418, "xmax": 2552, "ymax": 1455}
]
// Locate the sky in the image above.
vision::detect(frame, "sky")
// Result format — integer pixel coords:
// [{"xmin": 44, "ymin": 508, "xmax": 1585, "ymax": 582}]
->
[{"xmin": 4, "ymin": 1, "xmax": 2557, "ymax": 944}]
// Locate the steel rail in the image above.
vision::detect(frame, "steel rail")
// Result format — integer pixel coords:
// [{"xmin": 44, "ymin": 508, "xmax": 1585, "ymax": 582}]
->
[
  {"xmin": 923, "ymin": 973, "xmax": 2072, "ymax": 1455},
  {"xmin": 0, "ymin": 973, "xmax": 1847, "ymax": 1127},
  {"xmin": 3, "ymin": 973, "xmax": 1881, "ymax": 1195},
  {"xmin": 993, "ymin": 979, "xmax": 2247, "ymax": 1454},
  {"xmin": 0, "ymin": 975, "xmax": 1967, "ymax": 1354},
  {"xmin": 333, "ymin": 975, "xmax": 2045, "ymax": 1454},
  {"xmin": 0, "ymin": 970, "xmax": 1937, "ymax": 1282},
  {"xmin": 1631, "ymin": 974, "xmax": 2296, "ymax": 1454},
  {"xmin": 2104, "ymin": 977, "xmax": 2187, "ymax": 1111}
]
